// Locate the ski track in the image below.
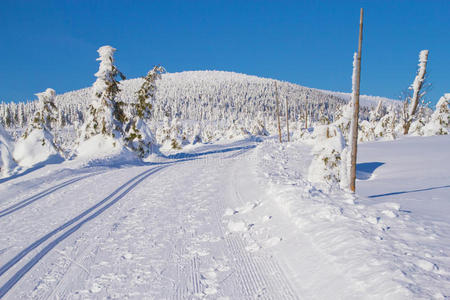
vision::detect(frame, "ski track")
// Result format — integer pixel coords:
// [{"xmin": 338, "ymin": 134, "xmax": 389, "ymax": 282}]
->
[
  {"xmin": 0, "ymin": 165, "xmax": 166, "ymax": 298},
  {"xmin": 0, "ymin": 172, "xmax": 103, "ymax": 218},
  {"xmin": 0, "ymin": 141, "xmax": 301, "ymax": 299}
]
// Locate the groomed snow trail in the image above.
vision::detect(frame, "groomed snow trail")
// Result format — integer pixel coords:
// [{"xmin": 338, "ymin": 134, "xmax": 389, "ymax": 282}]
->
[
  {"xmin": 0, "ymin": 141, "xmax": 299, "ymax": 299},
  {"xmin": 2, "ymin": 137, "xmax": 448, "ymax": 299}
]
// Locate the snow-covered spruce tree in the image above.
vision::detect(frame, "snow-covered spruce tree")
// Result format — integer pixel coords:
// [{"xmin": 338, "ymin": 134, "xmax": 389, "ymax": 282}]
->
[
  {"xmin": 424, "ymin": 93, "xmax": 449, "ymax": 136},
  {"xmin": 79, "ymin": 46, "xmax": 126, "ymax": 141},
  {"xmin": 251, "ymin": 111, "xmax": 269, "ymax": 136},
  {"xmin": 13, "ymin": 88, "xmax": 62, "ymax": 167},
  {"xmin": 359, "ymin": 100, "xmax": 385, "ymax": 142},
  {"xmin": 402, "ymin": 50, "xmax": 429, "ymax": 135},
  {"xmin": 191, "ymin": 122, "xmax": 203, "ymax": 145},
  {"xmin": 22, "ymin": 88, "xmax": 57, "ymax": 140},
  {"xmin": 409, "ymin": 100, "xmax": 431, "ymax": 136},
  {"xmin": 307, "ymin": 125, "xmax": 346, "ymax": 187},
  {"xmin": 333, "ymin": 101, "xmax": 353, "ymax": 142},
  {"xmin": 374, "ymin": 105, "xmax": 397, "ymax": 140},
  {"xmin": 124, "ymin": 65, "xmax": 165, "ymax": 157},
  {"xmin": 0, "ymin": 123, "xmax": 17, "ymax": 177},
  {"xmin": 155, "ymin": 115, "xmax": 171, "ymax": 146},
  {"xmin": 169, "ymin": 117, "xmax": 184, "ymax": 150}
]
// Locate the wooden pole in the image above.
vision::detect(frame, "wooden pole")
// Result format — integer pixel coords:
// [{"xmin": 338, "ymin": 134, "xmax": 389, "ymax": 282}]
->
[
  {"xmin": 350, "ymin": 8, "xmax": 364, "ymax": 193},
  {"xmin": 275, "ymin": 82, "xmax": 282, "ymax": 143},
  {"xmin": 285, "ymin": 96, "xmax": 290, "ymax": 142}
]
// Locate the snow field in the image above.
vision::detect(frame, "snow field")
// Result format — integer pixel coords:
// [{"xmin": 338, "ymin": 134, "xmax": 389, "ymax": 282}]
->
[{"xmin": 0, "ymin": 135, "xmax": 449, "ymax": 298}]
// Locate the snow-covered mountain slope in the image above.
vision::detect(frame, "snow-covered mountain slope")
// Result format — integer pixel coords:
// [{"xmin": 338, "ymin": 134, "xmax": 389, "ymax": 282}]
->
[
  {"xmin": 0, "ymin": 70, "xmax": 401, "ymax": 136},
  {"xmin": 320, "ymin": 89, "xmax": 401, "ymax": 108},
  {"xmin": 0, "ymin": 135, "xmax": 448, "ymax": 299},
  {"xmin": 56, "ymin": 70, "xmax": 397, "ymax": 107}
]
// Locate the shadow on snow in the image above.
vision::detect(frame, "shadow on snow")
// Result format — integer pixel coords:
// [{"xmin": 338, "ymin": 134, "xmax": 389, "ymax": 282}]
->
[
  {"xmin": 356, "ymin": 162, "xmax": 384, "ymax": 180},
  {"xmin": 368, "ymin": 185, "xmax": 450, "ymax": 198}
]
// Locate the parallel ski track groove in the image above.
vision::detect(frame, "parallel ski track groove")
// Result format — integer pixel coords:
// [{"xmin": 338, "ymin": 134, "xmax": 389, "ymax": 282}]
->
[
  {"xmin": 0, "ymin": 166, "xmax": 166, "ymax": 298},
  {"xmin": 0, "ymin": 171, "xmax": 103, "ymax": 218}
]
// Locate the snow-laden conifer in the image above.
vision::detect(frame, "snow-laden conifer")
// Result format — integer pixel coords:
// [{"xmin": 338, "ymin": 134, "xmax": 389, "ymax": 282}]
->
[
  {"xmin": 125, "ymin": 66, "xmax": 164, "ymax": 157},
  {"xmin": 22, "ymin": 88, "xmax": 57, "ymax": 140},
  {"xmin": 79, "ymin": 46, "xmax": 126, "ymax": 140},
  {"xmin": 374, "ymin": 105, "xmax": 397, "ymax": 140},
  {"xmin": 307, "ymin": 125, "xmax": 346, "ymax": 187},
  {"xmin": 251, "ymin": 112, "xmax": 269, "ymax": 136},
  {"xmin": 14, "ymin": 89, "xmax": 62, "ymax": 167},
  {"xmin": 424, "ymin": 94, "xmax": 449, "ymax": 136}
]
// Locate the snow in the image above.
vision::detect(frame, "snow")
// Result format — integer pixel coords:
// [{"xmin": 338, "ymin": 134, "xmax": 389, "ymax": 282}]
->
[
  {"xmin": 12, "ymin": 129, "xmax": 61, "ymax": 168},
  {"xmin": 0, "ymin": 135, "xmax": 448, "ymax": 298},
  {"xmin": 74, "ymin": 134, "xmax": 138, "ymax": 167},
  {"xmin": 0, "ymin": 125, "xmax": 16, "ymax": 177}
]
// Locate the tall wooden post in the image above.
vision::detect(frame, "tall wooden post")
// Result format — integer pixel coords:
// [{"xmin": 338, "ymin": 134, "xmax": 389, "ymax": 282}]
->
[
  {"xmin": 275, "ymin": 82, "xmax": 282, "ymax": 143},
  {"xmin": 350, "ymin": 8, "xmax": 364, "ymax": 193},
  {"xmin": 285, "ymin": 96, "xmax": 290, "ymax": 142}
]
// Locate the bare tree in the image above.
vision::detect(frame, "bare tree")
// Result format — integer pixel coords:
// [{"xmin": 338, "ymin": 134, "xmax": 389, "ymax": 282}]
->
[{"xmin": 402, "ymin": 50, "xmax": 430, "ymax": 135}]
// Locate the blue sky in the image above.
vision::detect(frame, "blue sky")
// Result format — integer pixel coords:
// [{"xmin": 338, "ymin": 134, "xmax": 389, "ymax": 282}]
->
[{"xmin": 0, "ymin": 0, "xmax": 448, "ymax": 106}]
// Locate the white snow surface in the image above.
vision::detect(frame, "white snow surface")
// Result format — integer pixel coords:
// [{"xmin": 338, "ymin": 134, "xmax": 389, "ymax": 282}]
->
[
  {"xmin": 0, "ymin": 135, "xmax": 449, "ymax": 299},
  {"xmin": 12, "ymin": 129, "xmax": 62, "ymax": 168},
  {"xmin": 0, "ymin": 126, "xmax": 16, "ymax": 177}
]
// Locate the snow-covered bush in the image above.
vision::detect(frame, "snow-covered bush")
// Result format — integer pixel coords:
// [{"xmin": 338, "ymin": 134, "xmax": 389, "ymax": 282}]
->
[
  {"xmin": 307, "ymin": 125, "xmax": 346, "ymax": 186},
  {"xmin": 424, "ymin": 94, "xmax": 449, "ymax": 136},
  {"xmin": 374, "ymin": 106, "xmax": 397, "ymax": 140}
]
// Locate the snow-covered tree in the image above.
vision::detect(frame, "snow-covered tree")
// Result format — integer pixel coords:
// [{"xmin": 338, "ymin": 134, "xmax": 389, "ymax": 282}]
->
[
  {"xmin": 307, "ymin": 125, "xmax": 346, "ymax": 186},
  {"xmin": 424, "ymin": 94, "xmax": 449, "ymax": 136},
  {"xmin": 251, "ymin": 112, "xmax": 269, "ymax": 136},
  {"xmin": 23, "ymin": 88, "xmax": 57, "ymax": 138},
  {"xmin": 374, "ymin": 105, "xmax": 397, "ymax": 140},
  {"xmin": 190, "ymin": 122, "xmax": 203, "ymax": 144},
  {"xmin": 79, "ymin": 45, "xmax": 126, "ymax": 140},
  {"xmin": 359, "ymin": 100, "xmax": 385, "ymax": 142},
  {"xmin": 0, "ymin": 124, "xmax": 17, "ymax": 177},
  {"xmin": 14, "ymin": 89, "xmax": 61, "ymax": 167},
  {"xmin": 403, "ymin": 50, "xmax": 429, "ymax": 135},
  {"xmin": 333, "ymin": 102, "xmax": 352, "ymax": 142},
  {"xmin": 124, "ymin": 66, "xmax": 165, "ymax": 157}
]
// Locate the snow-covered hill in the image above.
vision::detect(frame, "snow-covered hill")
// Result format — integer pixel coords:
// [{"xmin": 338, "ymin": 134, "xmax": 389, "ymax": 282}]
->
[{"xmin": 1, "ymin": 70, "xmax": 400, "ymax": 134}]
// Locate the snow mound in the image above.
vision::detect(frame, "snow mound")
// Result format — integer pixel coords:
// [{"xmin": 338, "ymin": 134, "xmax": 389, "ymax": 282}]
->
[
  {"xmin": 0, "ymin": 125, "xmax": 17, "ymax": 177},
  {"xmin": 13, "ymin": 129, "xmax": 62, "ymax": 168},
  {"xmin": 74, "ymin": 135, "xmax": 139, "ymax": 167}
]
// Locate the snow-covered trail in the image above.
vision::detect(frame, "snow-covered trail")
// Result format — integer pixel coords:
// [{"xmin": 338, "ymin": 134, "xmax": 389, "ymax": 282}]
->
[
  {"xmin": 1, "ymin": 137, "xmax": 449, "ymax": 299},
  {"xmin": 0, "ymin": 140, "xmax": 299, "ymax": 299}
]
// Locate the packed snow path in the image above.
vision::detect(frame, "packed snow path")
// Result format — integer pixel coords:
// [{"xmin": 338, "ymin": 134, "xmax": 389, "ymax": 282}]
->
[
  {"xmin": 1, "ymin": 137, "xmax": 449, "ymax": 299},
  {"xmin": 0, "ymin": 141, "xmax": 300, "ymax": 299}
]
